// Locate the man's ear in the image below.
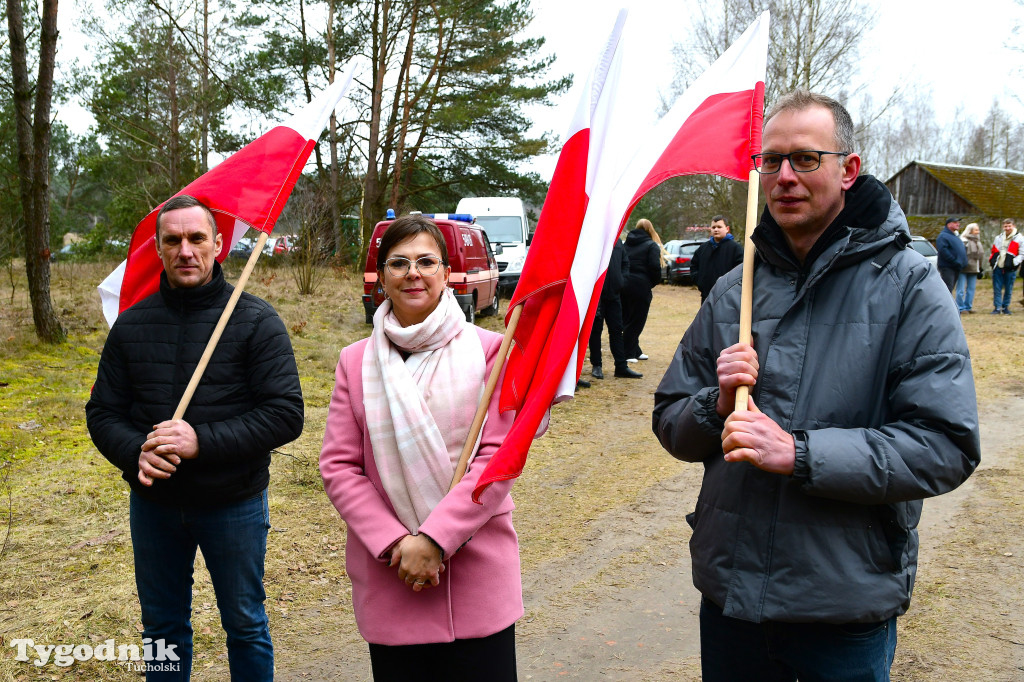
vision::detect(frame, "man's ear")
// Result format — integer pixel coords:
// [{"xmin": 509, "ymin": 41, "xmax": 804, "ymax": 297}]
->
[
  {"xmin": 213, "ymin": 232, "xmax": 224, "ymax": 258},
  {"xmin": 841, "ymin": 153, "xmax": 861, "ymax": 190}
]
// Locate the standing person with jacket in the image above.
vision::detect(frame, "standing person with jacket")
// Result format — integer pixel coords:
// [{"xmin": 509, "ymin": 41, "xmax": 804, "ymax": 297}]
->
[
  {"xmin": 936, "ymin": 216, "xmax": 967, "ymax": 293},
  {"xmin": 622, "ymin": 218, "xmax": 664, "ymax": 362},
  {"xmin": 653, "ymin": 91, "xmax": 979, "ymax": 681},
  {"xmin": 86, "ymin": 195, "xmax": 305, "ymax": 681},
  {"xmin": 589, "ymin": 228, "xmax": 642, "ymax": 379},
  {"xmin": 689, "ymin": 215, "xmax": 744, "ymax": 303},
  {"xmin": 990, "ymin": 218, "xmax": 1023, "ymax": 314},
  {"xmin": 956, "ymin": 222, "xmax": 984, "ymax": 313},
  {"xmin": 319, "ymin": 215, "xmax": 521, "ymax": 681}
]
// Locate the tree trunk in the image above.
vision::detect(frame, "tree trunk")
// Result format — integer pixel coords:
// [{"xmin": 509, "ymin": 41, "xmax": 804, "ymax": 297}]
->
[
  {"xmin": 360, "ymin": 0, "xmax": 390, "ymax": 246},
  {"xmin": 6, "ymin": 0, "xmax": 64, "ymax": 342},
  {"xmin": 201, "ymin": 0, "xmax": 210, "ymax": 173},
  {"xmin": 327, "ymin": 0, "xmax": 342, "ymax": 256}
]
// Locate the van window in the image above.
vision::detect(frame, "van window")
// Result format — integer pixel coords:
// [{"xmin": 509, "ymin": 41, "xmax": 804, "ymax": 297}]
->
[{"xmin": 475, "ymin": 216, "xmax": 524, "ymax": 243}]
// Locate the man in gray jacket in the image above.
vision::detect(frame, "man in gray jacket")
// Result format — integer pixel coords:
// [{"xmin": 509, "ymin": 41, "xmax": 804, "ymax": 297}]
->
[{"xmin": 653, "ymin": 91, "xmax": 980, "ymax": 681}]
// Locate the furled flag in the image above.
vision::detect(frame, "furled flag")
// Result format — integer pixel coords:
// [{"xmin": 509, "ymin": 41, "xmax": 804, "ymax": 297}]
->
[
  {"xmin": 472, "ymin": 11, "xmax": 769, "ymax": 502},
  {"xmin": 98, "ymin": 61, "xmax": 357, "ymax": 327}
]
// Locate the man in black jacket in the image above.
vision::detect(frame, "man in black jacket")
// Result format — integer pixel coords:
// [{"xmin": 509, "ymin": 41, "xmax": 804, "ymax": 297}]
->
[
  {"xmin": 690, "ymin": 215, "xmax": 743, "ymax": 303},
  {"xmin": 589, "ymin": 230, "xmax": 642, "ymax": 379},
  {"xmin": 87, "ymin": 195, "xmax": 303, "ymax": 681}
]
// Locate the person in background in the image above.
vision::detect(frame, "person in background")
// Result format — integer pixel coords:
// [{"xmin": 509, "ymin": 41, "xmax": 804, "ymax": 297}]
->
[
  {"xmin": 86, "ymin": 195, "xmax": 304, "ymax": 681},
  {"xmin": 653, "ymin": 91, "xmax": 979, "ymax": 681},
  {"xmin": 622, "ymin": 218, "xmax": 664, "ymax": 363},
  {"xmin": 936, "ymin": 216, "xmax": 967, "ymax": 293},
  {"xmin": 990, "ymin": 217, "xmax": 1023, "ymax": 314},
  {"xmin": 590, "ymin": 226, "xmax": 642, "ymax": 379},
  {"xmin": 956, "ymin": 222, "xmax": 983, "ymax": 314},
  {"xmin": 319, "ymin": 214, "xmax": 521, "ymax": 682},
  {"xmin": 690, "ymin": 215, "xmax": 744, "ymax": 304}
]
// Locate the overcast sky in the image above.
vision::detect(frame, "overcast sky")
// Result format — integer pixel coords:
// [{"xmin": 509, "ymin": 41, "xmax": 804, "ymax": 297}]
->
[
  {"xmin": 55, "ymin": 0, "xmax": 1024, "ymax": 181},
  {"xmin": 520, "ymin": 0, "xmax": 1024, "ymax": 178}
]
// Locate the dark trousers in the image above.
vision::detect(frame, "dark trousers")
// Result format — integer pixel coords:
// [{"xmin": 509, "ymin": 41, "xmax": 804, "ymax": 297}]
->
[
  {"xmin": 699, "ymin": 598, "xmax": 897, "ymax": 682},
  {"xmin": 938, "ymin": 266, "xmax": 958, "ymax": 293},
  {"xmin": 622, "ymin": 279, "xmax": 653, "ymax": 358},
  {"xmin": 130, "ymin": 490, "xmax": 273, "ymax": 682},
  {"xmin": 368, "ymin": 624, "xmax": 517, "ymax": 682},
  {"xmin": 589, "ymin": 295, "xmax": 627, "ymax": 370}
]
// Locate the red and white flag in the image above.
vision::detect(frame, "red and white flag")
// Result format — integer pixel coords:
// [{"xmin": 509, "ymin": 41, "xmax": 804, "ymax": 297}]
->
[
  {"xmin": 98, "ymin": 62, "xmax": 357, "ymax": 326},
  {"xmin": 473, "ymin": 11, "xmax": 769, "ymax": 502}
]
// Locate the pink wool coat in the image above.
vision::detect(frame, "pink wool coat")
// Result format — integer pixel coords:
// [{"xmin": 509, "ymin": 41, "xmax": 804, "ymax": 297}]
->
[{"xmin": 319, "ymin": 328, "xmax": 523, "ymax": 645}]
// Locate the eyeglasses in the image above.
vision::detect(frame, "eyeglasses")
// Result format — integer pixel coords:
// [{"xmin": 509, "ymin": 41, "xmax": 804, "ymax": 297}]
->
[
  {"xmin": 384, "ymin": 255, "xmax": 442, "ymax": 277},
  {"xmin": 751, "ymin": 150, "xmax": 851, "ymax": 174}
]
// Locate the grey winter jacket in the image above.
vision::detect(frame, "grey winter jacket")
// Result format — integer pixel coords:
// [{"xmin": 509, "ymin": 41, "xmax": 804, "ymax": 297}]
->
[{"xmin": 653, "ymin": 176, "xmax": 980, "ymax": 624}]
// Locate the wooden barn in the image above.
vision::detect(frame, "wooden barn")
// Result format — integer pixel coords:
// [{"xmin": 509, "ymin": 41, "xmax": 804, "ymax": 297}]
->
[{"xmin": 884, "ymin": 161, "xmax": 1024, "ymax": 238}]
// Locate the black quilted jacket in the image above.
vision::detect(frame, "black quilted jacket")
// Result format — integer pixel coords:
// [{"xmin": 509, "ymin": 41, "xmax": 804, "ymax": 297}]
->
[{"xmin": 87, "ymin": 262, "xmax": 304, "ymax": 507}]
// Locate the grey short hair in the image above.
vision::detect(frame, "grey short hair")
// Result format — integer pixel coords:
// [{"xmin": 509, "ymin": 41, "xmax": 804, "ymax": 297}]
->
[
  {"xmin": 765, "ymin": 90, "xmax": 856, "ymax": 154},
  {"xmin": 156, "ymin": 195, "xmax": 217, "ymax": 239}
]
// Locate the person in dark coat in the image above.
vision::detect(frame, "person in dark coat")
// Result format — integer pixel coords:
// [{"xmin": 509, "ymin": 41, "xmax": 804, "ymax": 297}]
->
[
  {"xmin": 653, "ymin": 92, "xmax": 979, "ymax": 681},
  {"xmin": 690, "ymin": 215, "xmax": 744, "ymax": 303},
  {"xmin": 86, "ymin": 195, "xmax": 304, "ymax": 681},
  {"xmin": 589, "ymin": 229, "xmax": 642, "ymax": 379},
  {"xmin": 621, "ymin": 218, "xmax": 664, "ymax": 362},
  {"xmin": 936, "ymin": 216, "xmax": 967, "ymax": 292}
]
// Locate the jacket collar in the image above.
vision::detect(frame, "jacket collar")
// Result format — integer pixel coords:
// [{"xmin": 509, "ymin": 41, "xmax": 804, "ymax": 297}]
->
[
  {"xmin": 753, "ymin": 175, "xmax": 897, "ymax": 277},
  {"xmin": 159, "ymin": 261, "xmax": 228, "ymax": 313}
]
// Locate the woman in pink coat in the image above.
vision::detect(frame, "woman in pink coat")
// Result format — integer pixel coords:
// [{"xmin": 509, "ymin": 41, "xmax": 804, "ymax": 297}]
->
[{"xmin": 320, "ymin": 215, "xmax": 522, "ymax": 681}]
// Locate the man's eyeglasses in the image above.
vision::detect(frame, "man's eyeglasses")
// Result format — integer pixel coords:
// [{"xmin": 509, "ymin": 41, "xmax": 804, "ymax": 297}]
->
[
  {"xmin": 384, "ymin": 256, "xmax": 443, "ymax": 277},
  {"xmin": 751, "ymin": 150, "xmax": 851, "ymax": 174}
]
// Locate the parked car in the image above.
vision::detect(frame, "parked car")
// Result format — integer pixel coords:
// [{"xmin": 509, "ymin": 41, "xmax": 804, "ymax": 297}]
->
[
  {"xmin": 663, "ymin": 239, "xmax": 703, "ymax": 284},
  {"xmin": 272, "ymin": 235, "xmax": 297, "ymax": 255},
  {"xmin": 908, "ymin": 236, "xmax": 938, "ymax": 269},
  {"xmin": 362, "ymin": 214, "xmax": 500, "ymax": 324},
  {"xmin": 228, "ymin": 234, "xmax": 275, "ymax": 259}
]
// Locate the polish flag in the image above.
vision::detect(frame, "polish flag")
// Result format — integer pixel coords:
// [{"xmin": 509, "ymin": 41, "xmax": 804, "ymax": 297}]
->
[
  {"xmin": 473, "ymin": 11, "xmax": 769, "ymax": 502},
  {"xmin": 97, "ymin": 62, "xmax": 357, "ymax": 327}
]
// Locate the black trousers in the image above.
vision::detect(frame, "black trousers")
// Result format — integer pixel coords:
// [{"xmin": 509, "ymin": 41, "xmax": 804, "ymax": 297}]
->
[
  {"xmin": 622, "ymin": 279, "xmax": 654, "ymax": 359},
  {"xmin": 368, "ymin": 624, "xmax": 517, "ymax": 682},
  {"xmin": 589, "ymin": 294, "xmax": 628, "ymax": 370}
]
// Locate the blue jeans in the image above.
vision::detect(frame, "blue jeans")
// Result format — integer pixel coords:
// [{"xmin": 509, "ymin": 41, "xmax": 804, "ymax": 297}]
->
[
  {"xmin": 992, "ymin": 267, "xmax": 1017, "ymax": 311},
  {"xmin": 955, "ymin": 272, "xmax": 977, "ymax": 311},
  {"xmin": 699, "ymin": 598, "xmax": 897, "ymax": 682},
  {"xmin": 130, "ymin": 490, "xmax": 273, "ymax": 681}
]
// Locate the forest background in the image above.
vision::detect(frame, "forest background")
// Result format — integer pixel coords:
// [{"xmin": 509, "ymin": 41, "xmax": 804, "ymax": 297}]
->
[{"xmin": 3, "ymin": 0, "xmax": 1024, "ymax": 340}]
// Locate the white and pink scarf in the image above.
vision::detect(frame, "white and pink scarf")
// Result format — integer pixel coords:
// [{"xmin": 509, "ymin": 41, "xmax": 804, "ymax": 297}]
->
[{"xmin": 362, "ymin": 289, "xmax": 486, "ymax": 532}]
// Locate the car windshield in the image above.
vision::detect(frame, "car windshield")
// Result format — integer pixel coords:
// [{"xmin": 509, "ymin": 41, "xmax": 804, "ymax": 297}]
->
[
  {"xmin": 475, "ymin": 216, "xmax": 524, "ymax": 243},
  {"xmin": 680, "ymin": 244, "xmax": 700, "ymax": 256},
  {"xmin": 909, "ymin": 240, "xmax": 937, "ymax": 257}
]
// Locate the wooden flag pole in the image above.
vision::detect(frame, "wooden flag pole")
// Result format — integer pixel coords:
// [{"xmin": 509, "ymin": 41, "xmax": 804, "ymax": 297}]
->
[
  {"xmin": 448, "ymin": 302, "xmax": 523, "ymax": 491},
  {"xmin": 735, "ymin": 168, "xmax": 760, "ymax": 413},
  {"xmin": 172, "ymin": 230, "xmax": 270, "ymax": 420}
]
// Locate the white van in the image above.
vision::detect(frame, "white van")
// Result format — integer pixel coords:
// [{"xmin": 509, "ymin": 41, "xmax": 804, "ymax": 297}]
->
[{"xmin": 456, "ymin": 197, "xmax": 530, "ymax": 294}]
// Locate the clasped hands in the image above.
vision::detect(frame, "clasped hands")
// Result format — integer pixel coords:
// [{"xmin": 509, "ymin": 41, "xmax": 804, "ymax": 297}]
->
[
  {"xmin": 715, "ymin": 343, "xmax": 796, "ymax": 475},
  {"xmin": 389, "ymin": 534, "xmax": 444, "ymax": 593},
  {"xmin": 137, "ymin": 419, "xmax": 199, "ymax": 486}
]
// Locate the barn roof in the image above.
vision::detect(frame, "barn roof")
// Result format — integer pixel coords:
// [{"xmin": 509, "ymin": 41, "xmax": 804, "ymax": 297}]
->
[{"xmin": 887, "ymin": 161, "xmax": 1024, "ymax": 218}]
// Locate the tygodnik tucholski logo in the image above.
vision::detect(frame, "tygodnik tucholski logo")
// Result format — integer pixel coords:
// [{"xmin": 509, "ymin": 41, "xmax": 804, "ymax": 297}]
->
[{"xmin": 9, "ymin": 637, "xmax": 180, "ymax": 671}]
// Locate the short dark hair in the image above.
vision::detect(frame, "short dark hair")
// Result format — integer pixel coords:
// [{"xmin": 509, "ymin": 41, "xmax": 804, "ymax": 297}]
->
[
  {"xmin": 765, "ymin": 90, "xmax": 856, "ymax": 154},
  {"xmin": 376, "ymin": 214, "xmax": 449, "ymax": 271},
  {"xmin": 156, "ymin": 195, "xmax": 217, "ymax": 239},
  {"xmin": 711, "ymin": 215, "xmax": 729, "ymax": 226}
]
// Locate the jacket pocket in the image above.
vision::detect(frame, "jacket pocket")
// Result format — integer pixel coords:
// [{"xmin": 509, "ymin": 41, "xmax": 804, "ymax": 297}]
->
[{"xmin": 877, "ymin": 503, "xmax": 909, "ymax": 572}]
